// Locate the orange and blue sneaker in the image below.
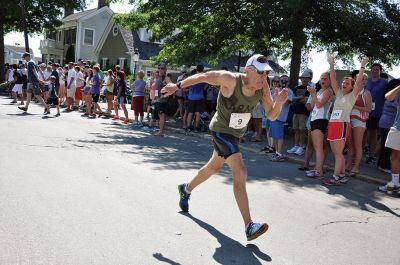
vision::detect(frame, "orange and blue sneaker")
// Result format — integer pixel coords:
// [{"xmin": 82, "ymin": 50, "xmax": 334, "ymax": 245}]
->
[
  {"xmin": 246, "ymin": 221, "xmax": 269, "ymax": 241},
  {"xmin": 178, "ymin": 183, "xmax": 190, "ymax": 212}
]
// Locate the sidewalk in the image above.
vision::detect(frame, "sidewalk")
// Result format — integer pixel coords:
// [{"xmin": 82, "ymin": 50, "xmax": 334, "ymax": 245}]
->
[
  {"xmin": 161, "ymin": 117, "xmax": 389, "ymax": 185},
  {"xmin": 18, "ymin": 93, "xmax": 386, "ymax": 186}
]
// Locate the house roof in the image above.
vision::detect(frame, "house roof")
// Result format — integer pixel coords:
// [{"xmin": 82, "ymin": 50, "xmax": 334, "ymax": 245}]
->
[
  {"xmin": 131, "ymin": 30, "xmax": 161, "ymax": 60},
  {"xmin": 119, "ymin": 28, "xmax": 134, "ymax": 52},
  {"xmin": 62, "ymin": 8, "xmax": 97, "ymax": 22},
  {"xmin": 5, "ymin": 44, "xmax": 33, "ymax": 55}
]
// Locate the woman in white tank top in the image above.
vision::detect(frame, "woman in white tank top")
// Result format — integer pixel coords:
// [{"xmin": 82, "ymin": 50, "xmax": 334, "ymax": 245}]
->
[
  {"xmin": 306, "ymin": 72, "xmax": 333, "ymax": 178},
  {"xmin": 346, "ymin": 73, "xmax": 372, "ymax": 176}
]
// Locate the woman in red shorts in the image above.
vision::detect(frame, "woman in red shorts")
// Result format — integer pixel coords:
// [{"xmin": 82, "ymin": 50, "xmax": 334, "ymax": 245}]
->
[
  {"xmin": 130, "ymin": 70, "xmax": 147, "ymax": 126},
  {"xmin": 324, "ymin": 55, "xmax": 369, "ymax": 186}
]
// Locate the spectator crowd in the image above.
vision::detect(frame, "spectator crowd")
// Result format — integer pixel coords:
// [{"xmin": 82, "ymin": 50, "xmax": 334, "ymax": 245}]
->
[{"xmin": 2, "ymin": 52, "xmax": 400, "ymax": 195}]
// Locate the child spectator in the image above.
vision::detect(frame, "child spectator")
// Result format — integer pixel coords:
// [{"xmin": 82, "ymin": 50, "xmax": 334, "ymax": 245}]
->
[
  {"xmin": 47, "ymin": 76, "xmax": 60, "ymax": 117},
  {"xmin": 112, "ymin": 71, "xmax": 129, "ymax": 124}
]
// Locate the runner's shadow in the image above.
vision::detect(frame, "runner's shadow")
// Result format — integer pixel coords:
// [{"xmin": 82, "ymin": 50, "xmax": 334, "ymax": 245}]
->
[
  {"xmin": 6, "ymin": 112, "xmax": 39, "ymax": 116},
  {"xmin": 180, "ymin": 213, "xmax": 272, "ymax": 264},
  {"xmin": 152, "ymin": 253, "xmax": 181, "ymax": 265},
  {"xmin": 41, "ymin": 116, "xmax": 56, "ymax": 119}
]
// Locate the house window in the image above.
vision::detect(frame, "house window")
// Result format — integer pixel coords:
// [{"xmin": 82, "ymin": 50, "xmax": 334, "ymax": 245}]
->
[
  {"xmin": 112, "ymin": 25, "xmax": 119, "ymax": 36},
  {"xmin": 57, "ymin": 31, "xmax": 62, "ymax": 42},
  {"xmin": 101, "ymin": 58, "xmax": 109, "ymax": 69},
  {"xmin": 83, "ymin": 28, "xmax": 94, "ymax": 46},
  {"xmin": 118, "ymin": 58, "xmax": 126, "ymax": 69}
]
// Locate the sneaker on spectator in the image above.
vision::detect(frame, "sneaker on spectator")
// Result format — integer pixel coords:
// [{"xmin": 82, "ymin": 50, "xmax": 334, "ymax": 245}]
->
[
  {"xmin": 307, "ymin": 170, "xmax": 323, "ymax": 179},
  {"xmin": 287, "ymin": 146, "xmax": 299, "ymax": 154},
  {"xmin": 378, "ymin": 182, "xmax": 400, "ymax": 195},
  {"xmin": 305, "ymin": 169, "xmax": 315, "ymax": 175},
  {"xmin": 270, "ymin": 154, "xmax": 285, "ymax": 162},
  {"xmin": 323, "ymin": 176, "xmax": 341, "ymax": 186},
  {"xmin": 295, "ymin": 147, "xmax": 304, "ymax": 156},
  {"xmin": 338, "ymin": 175, "xmax": 349, "ymax": 184}
]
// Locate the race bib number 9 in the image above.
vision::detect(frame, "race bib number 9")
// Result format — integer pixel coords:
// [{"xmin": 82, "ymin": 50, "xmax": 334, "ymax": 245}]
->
[
  {"xmin": 331, "ymin": 109, "xmax": 342, "ymax": 120},
  {"xmin": 229, "ymin": 113, "xmax": 251, "ymax": 129}
]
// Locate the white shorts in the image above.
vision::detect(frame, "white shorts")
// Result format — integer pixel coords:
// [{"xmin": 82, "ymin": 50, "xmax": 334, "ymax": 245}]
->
[
  {"xmin": 385, "ymin": 127, "xmax": 400, "ymax": 151},
  {"xmin": 66, "ymin": 84, "xmax": 76, "ymax": 98},
  {"xmin": 12, "ymin": 84, "xmax": 23, "ymax": 94},
  {"xmin": 350, "ymin": 118, "xmax": 366, "ymax": 128}
]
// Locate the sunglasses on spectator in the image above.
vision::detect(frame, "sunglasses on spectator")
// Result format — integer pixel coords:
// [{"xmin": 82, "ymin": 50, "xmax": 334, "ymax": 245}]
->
[{"xmin": 158, "ymin": 67, "xmax": 165, "ymax": 70}]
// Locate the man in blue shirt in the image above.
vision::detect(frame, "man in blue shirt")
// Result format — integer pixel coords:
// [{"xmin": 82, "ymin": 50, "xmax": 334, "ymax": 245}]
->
[
  {"xmin": 186, "ymin": 65, "xmax": 208, "ymax": 132},
  {"xmin": 378, "ymin": 83, "xmax": 400, "ymax": 196},
  {"xmin": 365, "ymin": 63, "xmax": 388, "ymax": 163}
]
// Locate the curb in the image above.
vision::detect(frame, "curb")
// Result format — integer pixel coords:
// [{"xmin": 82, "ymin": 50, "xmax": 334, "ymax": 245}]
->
[{"xmin": 166, "ymin": 126, "xmax": 386, "ymax": 185}]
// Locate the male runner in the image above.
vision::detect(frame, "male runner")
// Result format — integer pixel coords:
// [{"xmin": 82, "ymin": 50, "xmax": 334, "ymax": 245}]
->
[{"xmin": 162, "ymin": 54, "xmax": 288, "ymax": 241}]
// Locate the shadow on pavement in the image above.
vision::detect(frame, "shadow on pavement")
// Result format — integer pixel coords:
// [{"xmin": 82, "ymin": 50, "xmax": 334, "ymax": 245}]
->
[
  {"xmin": 152, "ymin": 253, "xmax": 181, "ymax": 265},
  {"xmin": 72, "ymin": 121, "xmax": 400, "ymax": 218},
  {"xmin": 181, "ymin": 212, "xmax": 272, "ymax": 264}
]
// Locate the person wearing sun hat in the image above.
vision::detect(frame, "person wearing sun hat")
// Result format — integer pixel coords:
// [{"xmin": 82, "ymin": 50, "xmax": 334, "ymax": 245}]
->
[{"xmin": 161, "ymin": 54, "xmax": 288, "ymax": 241}]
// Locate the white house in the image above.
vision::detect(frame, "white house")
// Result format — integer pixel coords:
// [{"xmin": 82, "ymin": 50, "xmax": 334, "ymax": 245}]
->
[{"xmin": 4, "ymin": 44, "xmax": 34, "ymax": 65}]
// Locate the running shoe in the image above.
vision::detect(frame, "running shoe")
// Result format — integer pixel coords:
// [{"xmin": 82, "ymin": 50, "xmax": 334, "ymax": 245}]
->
[
  {"xmin": 323, "ymin": 176, "xmax": 341, "ymax": 186},
  {"xmin": 295, "ymin": 147, "xmax": 305, "ymax": 156},
  {"xmin": 112, "ymin": 116, "xmax": 119, "ymax": 121},
  {"xmin": 55, "ymin": 113, "xmax": 60, "ymax": 117},
  {"xmin": 18, "ymin": 106, "xmax": 27, "ymax": 112},
  {"xmin": 287, "ymin": 146, "xmax": 299, "ymax": 154},
  {"xmin": 123, "ymin": 119, "xmax": 129, "ymax": 124},
  {"xmin": 378, "ymin": 182, "xmax": 400, "ymax": 195},
  {"xmin": 246, "ymin": 222, "xmax": 269, "ymax": 241},
  {"xmin": 178, "ymin": 183, "xmax": 190, "ymax": 212}
]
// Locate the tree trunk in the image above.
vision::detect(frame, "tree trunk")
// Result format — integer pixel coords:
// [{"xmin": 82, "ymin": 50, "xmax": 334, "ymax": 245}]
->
[
  {"xmin": 289, "ymin": 36, "xmax": 303, "ymax": 89},
  {"xmin": 21, "ymin": 0, "xmax": 29, "ymax": 53}
]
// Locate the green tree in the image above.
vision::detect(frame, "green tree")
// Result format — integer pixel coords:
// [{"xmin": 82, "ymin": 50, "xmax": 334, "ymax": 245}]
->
[
  {"xmin": 114, "ymin": 0, "xmax": 400, "ymax": 88},
  {"xmin": 0, "ymin": 0, "xmax": 86, "ymax": 82}
]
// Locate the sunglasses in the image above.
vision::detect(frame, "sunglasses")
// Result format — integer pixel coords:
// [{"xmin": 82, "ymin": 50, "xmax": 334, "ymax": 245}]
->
[
  {"xmin": 158, "ymin": 67, "xmax": 165, "ymax": 70},
  {"xmin": 251, "ymin": 66, "xmax": 268, "ymax": 75}
]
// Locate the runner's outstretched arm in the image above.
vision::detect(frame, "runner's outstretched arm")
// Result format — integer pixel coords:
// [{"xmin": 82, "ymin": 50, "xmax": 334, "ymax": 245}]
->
[{"xmin": 161, "ymin": 70, "xmax": 237, "ymax": 98}]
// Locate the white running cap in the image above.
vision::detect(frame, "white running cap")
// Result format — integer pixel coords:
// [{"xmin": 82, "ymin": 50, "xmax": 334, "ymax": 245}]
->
[{"xmin": 245, "ymin": 54, "xmax": 272, "ymax": 71}]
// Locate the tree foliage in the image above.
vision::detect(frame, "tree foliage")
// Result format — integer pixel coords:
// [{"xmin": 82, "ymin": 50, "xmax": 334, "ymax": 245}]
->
[
  {"xmin": 0, "ymin": 0, "xmax": 86, "ymax": 82},
  {"xmin": 115, "ymin": 0, "xmax": 400, "ymax": 87}
]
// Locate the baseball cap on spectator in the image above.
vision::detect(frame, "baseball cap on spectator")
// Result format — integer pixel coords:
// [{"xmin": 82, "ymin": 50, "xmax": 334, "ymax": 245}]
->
[
  {"xmin": 300, "ymin": 69, "xmax": 313, "ymax": 79},
  {"xmin": 245, "ymin": 54, "xmax": 272, "ymax": 71}
]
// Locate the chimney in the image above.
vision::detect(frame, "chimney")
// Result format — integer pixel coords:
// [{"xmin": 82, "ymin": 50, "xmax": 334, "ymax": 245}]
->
[
  {"xmin": 98, "ymin": 0, "xmax": 109, "ymax": 9},
  {"xmin": 64, "ymin": 7, "xmax": 73, "ymax": 18}
]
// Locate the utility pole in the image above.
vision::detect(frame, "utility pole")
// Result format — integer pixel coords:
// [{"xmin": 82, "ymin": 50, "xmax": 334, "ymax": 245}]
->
[{"xmin": 20, "ymin": 0, "xmax": 29, "ymax": 53}]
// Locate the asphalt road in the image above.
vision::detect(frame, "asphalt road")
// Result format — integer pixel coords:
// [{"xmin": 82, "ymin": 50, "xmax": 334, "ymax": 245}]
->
[{"xmin": 0, "ymin": 97, "xmax": 399, "ymax": 265}]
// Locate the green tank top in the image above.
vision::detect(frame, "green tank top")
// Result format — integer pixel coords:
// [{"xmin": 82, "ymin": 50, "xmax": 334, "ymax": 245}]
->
[{"xmin": 209, "ymin": 75, "xmax": 263, "ymax": 138}]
